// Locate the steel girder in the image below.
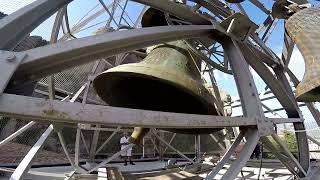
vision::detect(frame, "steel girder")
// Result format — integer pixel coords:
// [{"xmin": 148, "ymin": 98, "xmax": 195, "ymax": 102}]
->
[
  {"xmin": 0, "ymin": 93, "xmax": 301, "ymax": 128},
  {"xmin": 0, "ymin": 0, "xmax": 73, "ymax": 50}
]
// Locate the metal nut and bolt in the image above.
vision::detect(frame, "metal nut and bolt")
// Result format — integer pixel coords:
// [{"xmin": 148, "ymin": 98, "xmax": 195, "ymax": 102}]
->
[{"xmin": 6, "ymin": 54, "xmax": 16, "ymax": 62}]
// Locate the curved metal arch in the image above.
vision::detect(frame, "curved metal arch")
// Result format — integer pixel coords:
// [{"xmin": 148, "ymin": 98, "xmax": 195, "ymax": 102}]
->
[{"xmin": 11, "ymin": 25, "xmax": 219, "ymax": 85}]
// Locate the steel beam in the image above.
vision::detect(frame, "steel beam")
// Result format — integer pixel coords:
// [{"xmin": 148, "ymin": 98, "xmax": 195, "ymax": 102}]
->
[
  {"xmin": 236, "ymin": 3, "xmax": 248, "ymax": 18},
  {"xmin": 59, "ymin": 8, "xmax": 106, "ymax": 41},
  {"xmin": 221, "ymin": 128, "xmax": 259, "ymax": 179},
  {"xmin": 89, "ymin": 125, "xmax": 101, "ymax": 161},
  {"xmin": 0, "ymin": 51, "xmax": 25, "ymax": 94},
  {"xmin": 74, "ymin": 128, "xmax": 81, "ymax": 167},
  {"xmin": 287, "ymin": 69, "xmax": 320, "ymax": 127},
  {"xmin": 96, "ymin": 127, "xmax": 121, "ymax": 154},
  {"xmin": 64, "ymin": 171, "xmax": 75, "ymax": 180},
  {"xmin": 222, "ymin": 39, "xmax": 264, "ymax": 117},
  {"xmin": 80, "ymin": 126, "xmax": 132, "ymax": 132},
  {"xmin": 98, "ymin": 0, "xmax": 119, "ymax": 27},
  {"xmin": 0, "ymin": 121, "xmax": 36, "ymax": 147},
  {"xmin": 80, "ymin": 131, "xmax": 90, "ymax": 154},
  {"xmin": 223, "ymin": 38, "xmax": 273, "ymax": 136},
  {"xmin": 131, "ymin": 0, "xmax": 211, "ymax": 25},
  {"xmin": 118, "ymin": 0, "xmax": 129, "ymax": 25},
  {"xmin": 256, "ymin": 15, "xmax": 273, "ymax": 34},
  {"xmin": 57, "ymin": 131, "xmax": 75, "ymax": 168},
  {"xmin": 307, "ymin": 135, "xmax": 320, "ymax": 147},
  {"xmin": 9, "ymin": 125, "xmax": 54, "ymax": 180},
  {"xmin": 151, "ymin": 129, "xmax": 194, "ymax": 163},
  {"xmin": 219, "ymin": 36, "xmax": 265, "ymax": 179},
  {"xmin": 149, "ymin": 135, "xmax": 160, "ymax": 154},
  {"xmin": 48, "ymin": 6, "xmax": 66, "ymax": 100},
  {"xmin": 209, "ymin": 134, "xmax": 226, "ymax": 151},
  {"xmin": 162, "ymin": 133, "xmax": 177, "ymax": 155},
  {"xmin": 0, "ymin": 94, "xmax": 302, "ymax": 128},
  {"xmin": 273, "ymin": 66, "xmax": 309, "ymax": 174},
  {"xmin": 11, "ymin": 25, "xmax": 217, "ymax": 85},
  {"xmin": 248, "ymin": 0, "xmax": 270, "ymax": 14},
  {"xmin": 262, "ymin": 18, "xmax": 278, "ymax": 43},
  {"xmin": 193, "ymin": 0, "xmax": 231, "ymax": 19},
  {"xmin": 205, "ymin": 131, "xmax": 244, "ymax": 179},
  {"xmin": 261, "ymin": 136, "xmax": 299, "ymax": 177},
  {"xmin": 195, "ymin": 135, "xmax": 201, "ymax": 162},
  {"xmin": 0, "ymin": 0, "xmax": 72, "ymax": 50},
  {"xmin": 272, "ymin": 134, "xmax": 307, "ymax": 176},
  {"xmin": 282, "ymin": 31, "xmax": 295, "ymax": 66},
  {"xmin": 89, "ymin": 144, "xmax": 134, "ymax": 173},
  {"xmin": 238, "ymin": 42, "xmax": 298, "ymax": 116}
]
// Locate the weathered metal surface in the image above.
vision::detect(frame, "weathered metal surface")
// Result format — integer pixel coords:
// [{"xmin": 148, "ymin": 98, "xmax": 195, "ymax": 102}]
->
[
  {"xmin": 0, "ymin": 94, "xmax": 301, "ymax": 127},
  {"xmin": 11, "ymin": 25, "xmax": 216, "ymax": 85},
  {"xmin": 286, "ymin": 8, "xmax": 320, "ymax": 102},
  {"xmin": 0, "ymin": 0, "xmax": 72, "ymax": 50},
  {"xmin": 0, "ymin": 51, "xmax": 25, "ymax": 94},
  {"xmin": 9, "ymin": 125, "xmax": 54, "ymax": 180}
]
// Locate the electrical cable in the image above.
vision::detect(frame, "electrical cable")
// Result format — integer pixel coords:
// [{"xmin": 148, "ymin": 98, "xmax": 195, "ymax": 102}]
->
[{"xmin": 257, "ymin": 142, "xmax": 263, "ymax": 180}]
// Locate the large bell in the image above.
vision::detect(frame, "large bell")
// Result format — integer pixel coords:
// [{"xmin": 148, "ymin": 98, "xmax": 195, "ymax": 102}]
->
[
  {"xmin": 285, "ymin": 8, "xmax": 320, "ymax": 102},
  {"xmin": 93, "ymin": 40, "xmax": 220, "ymax": 143}
]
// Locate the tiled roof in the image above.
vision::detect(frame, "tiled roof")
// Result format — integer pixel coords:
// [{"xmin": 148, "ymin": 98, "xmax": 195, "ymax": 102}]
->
[{"xmin": 0, "ymin": 142, "xmax": 71, "ymax": 166}]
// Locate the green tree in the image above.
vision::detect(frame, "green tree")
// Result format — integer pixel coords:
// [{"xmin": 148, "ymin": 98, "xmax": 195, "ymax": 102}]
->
[{"xmin": 282, "ymin": 129, "xmax": 298, "ymax": 151}]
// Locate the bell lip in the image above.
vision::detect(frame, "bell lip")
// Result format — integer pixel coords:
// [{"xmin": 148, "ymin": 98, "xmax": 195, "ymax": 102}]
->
[
  {"xmin": 161, "ymin": 128, "xmax": 221, "ymax": 134},
  {"xmin": 295, "ymin": 79, "xmax": 320, "ymax": 102},
  {"xmin": 296, "ymin": 88, "xmax": 320, "ymax": 102},
  {"xmin": 93, "ymin": 63, "xmax": 218, "ymax": 115}
]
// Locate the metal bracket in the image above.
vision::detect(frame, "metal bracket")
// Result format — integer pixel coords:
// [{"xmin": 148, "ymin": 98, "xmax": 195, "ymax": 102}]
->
[
  {"xmin": 256, "ymin": 116, "xmax": 275, "ymax": 136},
  {"xmin": 221, "ymin": 13, "xmax": 258, "ymax": 42},
  {"xmin": 0, "ymin": 51, "xmax": 25, "ymax": 94}
]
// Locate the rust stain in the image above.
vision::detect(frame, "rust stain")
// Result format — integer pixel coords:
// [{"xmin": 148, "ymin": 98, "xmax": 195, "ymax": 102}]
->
[{"xmin": 43, "ymin": 109, "xmax": 69, "ymax": 119}]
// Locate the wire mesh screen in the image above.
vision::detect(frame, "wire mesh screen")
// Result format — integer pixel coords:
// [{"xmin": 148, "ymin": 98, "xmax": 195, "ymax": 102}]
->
[
  {"xmin": 0, "ymin": 118, "xmax": 70, "ymax": 166},
  {"xmin": 39, "ymin": 62, "xmax": 95, "ymax": 99}
]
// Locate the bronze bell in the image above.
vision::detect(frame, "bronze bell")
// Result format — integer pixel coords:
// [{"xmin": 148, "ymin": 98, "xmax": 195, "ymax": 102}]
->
[
  {"xmin": 285, "ymin": 8, "xmax": 320, "ymax": 102},
  {"xmin": 93, "ymin": 8, "xmax": 220, "ymax": 144},
  {"xmin": 93, "ymin": 40, "xmax": 220, "ymax": 143}
]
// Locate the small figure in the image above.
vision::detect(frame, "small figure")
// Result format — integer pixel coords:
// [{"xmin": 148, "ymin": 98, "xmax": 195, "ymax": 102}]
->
[
  {"xmin": 251, "ymin": 142, "xmax": 261, "ymax": 159},
  {"xmin": 166, "ymin": 158, "xmax": 178, "ymax": 168},
  {"xmin": 120, "ymin": 132, "xmax": 135, "ymax": 166}
]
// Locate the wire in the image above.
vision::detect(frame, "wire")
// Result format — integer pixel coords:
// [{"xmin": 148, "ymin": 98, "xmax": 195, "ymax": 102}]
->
[
  {"xmin": 257, "ymin": 142, "xmax": 263, "ymax": 180},
  {"xmin": 286, "ymin": 126, "xmax": 320, "ymax": 133}
]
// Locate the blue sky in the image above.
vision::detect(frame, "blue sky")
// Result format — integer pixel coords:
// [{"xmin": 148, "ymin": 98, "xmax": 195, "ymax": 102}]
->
[{"xmin": 1, "ymin": 0, "xmax": 320, "ymax": 134}]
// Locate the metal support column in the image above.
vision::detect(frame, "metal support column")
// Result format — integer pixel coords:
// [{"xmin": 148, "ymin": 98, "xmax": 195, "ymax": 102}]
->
[
  {"xmin": 9, "ymin": 125, "xmax": 54, "ymax": 180},
  {"xmin": 195, "ymin": 135, "xmax": 201, "ymax": 162},
  {"xmin": 151, "ymin": 129, "xmax": 194, "ymax": 163},
  {"xmin": 74, "ymin": 127, "xmax": 81, "ymax": 166},
  {"xmin": 205, "ymin": 131, "xmax": 244, "ymax": 179},
  {"xmin": 0, "ymin": 121, "xmax": 36, "ymax": 147},
  {"xmin": 272, "ymin": 134, "xmax": 307, "ymax": 176},
  {"xmin": 89, "ymin": 125, "xmax": 101, "ymax": 161},
  {"xmin": 89, "ymin": 144, "xmax": 134, "ymax": 173},
  {"xmin": 0, "ymin": 0, "xmax": 72, "ymax": 50},
  {"xmin": 209, "ymin": 134, "xmax": 226, "ymax": 151},
  {"xmin": 57, "ymin": 131, "xmax": 75, "ymax": 168},
  {"xmin": 142, "ymin": 137, "xmax": 145, "ymax": 158},
  {"xmin": 221, "ymin": 128, "xmax": 259, "ymax": 179},
  {"xmin": 163, "ymin": 133, "xmax": 176, "ymax": 155},
  {"xmin": 95, "ymin": 127, "xmax": 121, "ymax": 154},
  {"xmin": 218, "ymin": 37, "xmax": 266, "ymax": 179}
]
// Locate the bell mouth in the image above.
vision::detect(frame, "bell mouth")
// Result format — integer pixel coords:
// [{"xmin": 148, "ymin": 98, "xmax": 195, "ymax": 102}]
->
[
  {"xmin": 93, "ymin": 68, "xmax": 217, "ymax": 115},
  {"xmin": 296, "ymin": 86, "xmax": 320, "ymax": 102}
]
